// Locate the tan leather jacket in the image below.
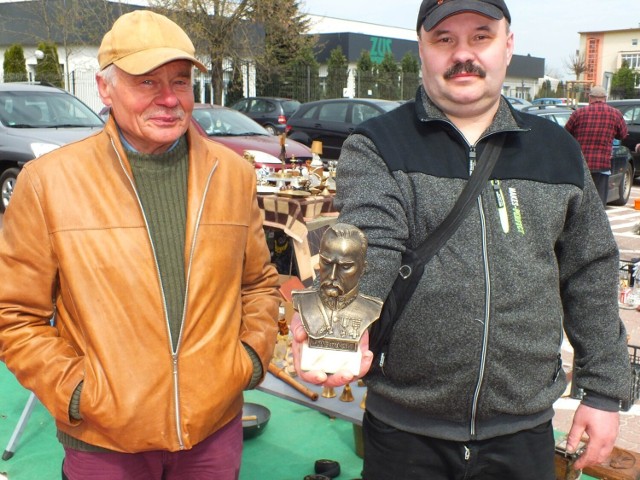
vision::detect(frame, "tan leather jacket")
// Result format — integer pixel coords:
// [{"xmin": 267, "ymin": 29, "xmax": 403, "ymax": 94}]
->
[{"xmin": 0, "ymin": 118, "xmax": 280, "ymax": 452}]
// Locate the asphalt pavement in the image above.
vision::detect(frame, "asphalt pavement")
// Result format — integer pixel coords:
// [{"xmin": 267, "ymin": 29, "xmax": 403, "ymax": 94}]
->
[{"xmin": 553, "ymin": 189, "xmax": 640, "ymax": 453}]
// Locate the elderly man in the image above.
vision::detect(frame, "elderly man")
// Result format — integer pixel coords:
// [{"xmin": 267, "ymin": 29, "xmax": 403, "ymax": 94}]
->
[
  {"xmin": 292, "ymin": 1, "xmax": 631, "ymax": 479},
  {"xmin": 0, "ymin": 10, "xmax": 280, "ymax": 479},
  {"xmin": 566, "ymin": 85, "xmax": 628, "ymax": 206}
]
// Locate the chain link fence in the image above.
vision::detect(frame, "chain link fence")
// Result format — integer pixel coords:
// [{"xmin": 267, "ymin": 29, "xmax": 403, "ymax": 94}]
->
[{"xmin": 254, "ymin": 70, "xmax": 421, "ymax": 102}]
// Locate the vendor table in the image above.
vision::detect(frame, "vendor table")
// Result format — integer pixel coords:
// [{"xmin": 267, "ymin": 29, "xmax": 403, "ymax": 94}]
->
[
  {"xmin": 258, "ymin": 193, "xmax": 337, "ymax": 286},
  {"xmin": 258, "ymin": 371, "xmax": 366, "ymax": 426}
]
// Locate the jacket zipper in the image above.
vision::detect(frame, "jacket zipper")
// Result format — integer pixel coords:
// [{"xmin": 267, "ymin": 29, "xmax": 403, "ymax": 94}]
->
[
  {"xmin": 470, "ymin": 191, "xmax": 491, "ymax": 439},
  {"xmin": 468, "ymin": 142, "xmax": 492, "ymax": 440},
  {"xmin": 491, "ymin": 180, "xmax": 510, "ymax": 233},
  {"xmin": 111, "ymin": 137, "xmax": 218, "ymax": 450},
  {"xmin": 169, "ymin": 163, "xmax": 218, "ymax": 447},
  {"xmin": 554, "ymin": 315, "xmax": 564, "ymax": 383}
]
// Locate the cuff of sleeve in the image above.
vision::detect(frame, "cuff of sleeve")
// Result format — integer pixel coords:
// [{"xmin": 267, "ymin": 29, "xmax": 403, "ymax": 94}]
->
[
  {"xmin": 69, "ymin": 381, "xmax": 84, "ymax": 420},
  {"xmin": 581, "ymin": 389, "xmax": 621, "ymax": 412},
  {"xmin": 243, "ymin": 343, "xmax": 264, "ymax": 390}
]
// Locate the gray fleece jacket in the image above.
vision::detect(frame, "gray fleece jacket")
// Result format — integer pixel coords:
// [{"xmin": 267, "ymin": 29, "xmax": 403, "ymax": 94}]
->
[{"xmin": 334, "ymin": 87, "xmax": 631, "ymax": 441}]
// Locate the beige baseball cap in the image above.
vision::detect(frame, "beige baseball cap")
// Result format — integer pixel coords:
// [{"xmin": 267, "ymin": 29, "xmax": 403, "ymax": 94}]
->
[{"xmin": 98, "ymin": 10, "xmax": 207, "ymax": 74}]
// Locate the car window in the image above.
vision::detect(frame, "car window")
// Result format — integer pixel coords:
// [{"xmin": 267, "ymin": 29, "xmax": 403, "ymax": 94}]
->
[
  {"xmin": 264, "ymin": 101, "xmax": 276, "ymax": 113},
  {"xmin": 249, "ymin": 99, "xmax": 267, "ymax": 113},
  {"xmin": 301, "ymin": 105, "xmax": 320, "ymax": 120},
  {"xmin": 232, "ymin": 99, "xmax": 248, "ymax": 112},
  {"xmin": 620, "ymin": 106, "xmax": 640, "ymax": 124},
  {"xmin": 379, "ymin": 101, "xmax": 401, "ymax": 112},
  {"xmin": 318, "ymin": 103, "xmax": 348, "ymax": 122},
  {"xmin": 352, "ymin": 104, "xmax": 381, "ymax": 124},
  {"xmin": 0, "ymin": 91, "xmax": 103, "ymax": 128},
  {"xmin": 549, "ymin": 113, "xmax": 571, "ymax": 127},
  {"xmin": 193, "ymin": 107, "xmax": 269, "ymax": 137},
  {"xmin": 282, "ymin": 100, "xmax": 301, "ymax": 114}
]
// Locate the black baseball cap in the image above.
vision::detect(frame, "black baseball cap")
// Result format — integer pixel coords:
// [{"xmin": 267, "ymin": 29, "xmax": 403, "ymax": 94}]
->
[{"xmin": 417, "ymin": 0, "xmax": 511, "ymax": 33}]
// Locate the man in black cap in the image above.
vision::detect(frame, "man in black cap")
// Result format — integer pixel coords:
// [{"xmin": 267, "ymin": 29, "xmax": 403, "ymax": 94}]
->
[{"xmin": 292, "ymin": 1, "xmax": 631, "ymax": 478}]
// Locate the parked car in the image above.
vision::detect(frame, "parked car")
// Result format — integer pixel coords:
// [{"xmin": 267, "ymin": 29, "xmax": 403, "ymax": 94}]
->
[
  {"xmin": 99, "ymin": 104, "xmax": 311, "ymax": 171},
  {"xmin": 191, "ymin": 103, "xmax": 312, "ymax": 170},
  {"xmin": 230, "ymin": 97, "xmax": 301, "ymax": 135},
  {"xmin": 521, "ymin": 105, "xmax": 633, "ymax": 206},
  {"xmin": 0, "ymin": 83, "xmax": 104, "ymax": 213},
  {"xmin": 607, "ymin": 99, "xmax": 640, "ymax": 175},
  {"xmin": 504, "ymin": 96, "xmax": 532, "ymax": 110},
  {"xmin": 285, "ymin": 98, "xmax": 402, "ymax": 160},
  {"xmin": 520, "ymin": 104, "xmax": 574, "ymax": 128},
  {"xmin": 531, "ymin": 97, "xmax": 569, "ymax": 106}
]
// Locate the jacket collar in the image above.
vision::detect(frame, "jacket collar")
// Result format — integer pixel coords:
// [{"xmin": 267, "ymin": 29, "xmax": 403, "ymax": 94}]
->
[{"xmin": 103, "ymin": 115, "xmax": 218, "ymax": 175}]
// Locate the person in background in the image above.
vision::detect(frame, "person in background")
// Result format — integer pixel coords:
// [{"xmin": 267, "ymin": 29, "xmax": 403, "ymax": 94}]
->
[
  {"xmin": 565, "ymin": 85, "xmax": 628, "ymax": 206},
  {"xmin": 291, "ymin": 1, "xmax": 631, "ymax": 479},
  {"xmin": 0, "ymin": 10, "xmax": 280, "ymax": 479}
]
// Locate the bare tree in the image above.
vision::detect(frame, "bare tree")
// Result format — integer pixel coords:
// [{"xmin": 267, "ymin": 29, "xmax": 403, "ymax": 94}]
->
[
  {"xmin": 565, "ymin": 51, "xmax": 587, "ymax": 80},
  {"xmin": 2, "ymin": 0, "xmax": 129, "ymax": 86},
  {"xmin": 151, "ymin": 0, "xmax": 260, "ymax": 105}
]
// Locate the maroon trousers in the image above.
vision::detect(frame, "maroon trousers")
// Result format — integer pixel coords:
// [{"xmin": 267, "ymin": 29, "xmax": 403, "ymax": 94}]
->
[{"xmin": 62, "ymin": 414, "xmax": 242, "ymax": 480}]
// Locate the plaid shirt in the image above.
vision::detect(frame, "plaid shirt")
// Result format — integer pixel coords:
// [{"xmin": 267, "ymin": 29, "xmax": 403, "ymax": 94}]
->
[{"xmin": 565, "ymin": 101, "xmax": 628, "ymax": 171}]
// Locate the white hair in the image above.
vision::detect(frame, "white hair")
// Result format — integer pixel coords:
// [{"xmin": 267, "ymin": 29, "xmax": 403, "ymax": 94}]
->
[{"xmin": 97, "ymin": 64, "xmax": 118, "ymax": 86}]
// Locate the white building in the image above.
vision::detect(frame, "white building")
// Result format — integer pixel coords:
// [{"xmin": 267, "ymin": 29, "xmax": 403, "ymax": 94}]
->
[
  {"xmin": 0, "ymin": 1, "xmax": 545, "ymax": 109},
  {"xmin": 577, "ymin": 26, "xmax": 640, "ymax": 96}
]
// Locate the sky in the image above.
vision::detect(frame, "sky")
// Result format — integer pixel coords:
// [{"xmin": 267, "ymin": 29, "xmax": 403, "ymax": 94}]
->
[{"xmin": 301, "ymin": 0, "xmax": 640, "ymax": 79}]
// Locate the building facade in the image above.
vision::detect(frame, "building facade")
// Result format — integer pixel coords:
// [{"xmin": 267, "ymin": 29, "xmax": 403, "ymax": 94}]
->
[
  {"xmin": 578, "ymin": 27, "xmax": 640, "ymax": 96},
  {"xmin": 0, "ymin": 2, "xmax": 545, "ymax": 111},
  {"xmin": 307, "ymin": 14, "xmax": 544, "ymax": 101}
]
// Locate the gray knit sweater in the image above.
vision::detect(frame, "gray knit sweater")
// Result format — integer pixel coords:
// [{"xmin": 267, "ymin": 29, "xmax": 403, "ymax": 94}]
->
[{"xmin": 335, "ymin": 88, "xmax": 631, "ymax": 441}]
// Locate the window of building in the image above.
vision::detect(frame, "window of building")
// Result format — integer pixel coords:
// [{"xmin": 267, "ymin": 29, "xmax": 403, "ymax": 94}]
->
[{"xmin": 621, "ymin": 53, "xmax": 640, "ymax": 70}]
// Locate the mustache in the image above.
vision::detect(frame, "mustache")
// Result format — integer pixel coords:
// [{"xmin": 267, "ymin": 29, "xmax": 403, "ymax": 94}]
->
[
  {"xmin": 320, "ymin": 280, "xmax": 344, "ymax": 295},
  {"xmin": 143, "ymin": 107, "xmax": 186, "ymax": 120},
  {"xmin": 444, "ymin": 60, "xmax": 486, "ymax": 79}
]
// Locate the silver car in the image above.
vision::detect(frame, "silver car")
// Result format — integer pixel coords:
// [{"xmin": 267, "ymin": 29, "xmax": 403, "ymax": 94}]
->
[{"xmin": 0, "ymin": 83, "xmax": 103, "ymax": 213}]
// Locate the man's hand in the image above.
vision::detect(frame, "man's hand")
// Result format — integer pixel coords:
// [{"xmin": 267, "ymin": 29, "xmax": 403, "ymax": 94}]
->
[
  {"xmin": 290, "ymin": 313, "xmax": 373, "ymax": 387},
  {"xmin": 565, "ymin": 404, "xmax": 619, "ymax": 470}
]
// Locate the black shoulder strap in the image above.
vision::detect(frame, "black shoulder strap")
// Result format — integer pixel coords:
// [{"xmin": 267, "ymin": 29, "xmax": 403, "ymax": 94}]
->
[{"xmin": 400, "ymin": 133, "xmax": 506, "ymax": 278}]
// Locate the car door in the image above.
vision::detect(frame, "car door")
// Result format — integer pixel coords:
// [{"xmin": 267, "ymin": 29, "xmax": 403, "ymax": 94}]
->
[
  {"xmin": 232, "ymin": 98, "xmax": 250, "ymax": 114},
  {"xmin": 610, "ymin": 102, "xmax": 640, "ymax": 174},
  {"xmin": 248, "ymin": 98, "xmax": 274, "ymax": 126},
  {"xmin": 301, "ymin": 101, "xmax": 350, "ymax": 159}
]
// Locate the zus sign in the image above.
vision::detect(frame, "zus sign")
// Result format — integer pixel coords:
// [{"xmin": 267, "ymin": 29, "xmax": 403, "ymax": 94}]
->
[{"xmin": 370, "ymin": 37, "xmax": 392, "ymax": 63}]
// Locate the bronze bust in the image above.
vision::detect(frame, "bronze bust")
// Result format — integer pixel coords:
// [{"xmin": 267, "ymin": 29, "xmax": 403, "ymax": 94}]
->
[{"xmin": 292, "ymin": 223, "xmax": 383, "ymax": 374}]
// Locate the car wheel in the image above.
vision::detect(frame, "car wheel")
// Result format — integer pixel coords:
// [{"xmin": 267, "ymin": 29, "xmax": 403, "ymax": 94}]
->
[
  {"xmin": 0, "ymin": 167, "xmax": 20, "ymax": 214},
  {"xmin": 611, "ymin": 162, "xmax": 634, "ymax": 206},
  {"xmin": 264, "ymin": 124, "xmax": 277, "ymax": 135}
]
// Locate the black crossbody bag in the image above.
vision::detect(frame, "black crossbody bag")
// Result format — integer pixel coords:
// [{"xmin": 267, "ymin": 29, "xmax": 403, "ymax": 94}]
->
[{"xmin": 369, "ymin": 134, "xmax": 506, "ymax": 369}]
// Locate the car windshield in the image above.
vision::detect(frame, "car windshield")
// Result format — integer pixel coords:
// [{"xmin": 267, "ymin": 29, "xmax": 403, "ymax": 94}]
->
[
  {"xmin": 0, "ymin": 91, "xmax": 103, "ymax": 128},
  {"xmin": 281, "ymin": 100, "xmax": 301, "ymax": 114},
  {"xmin": 192, "ymin": 107, "xmax": 270, "ymax": 137}
]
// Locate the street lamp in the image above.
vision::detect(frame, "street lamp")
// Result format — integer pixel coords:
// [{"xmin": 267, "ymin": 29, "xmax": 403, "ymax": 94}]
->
[{"xmin": 33, "ymin": 49, "xmax": 64, "ymax": 88}]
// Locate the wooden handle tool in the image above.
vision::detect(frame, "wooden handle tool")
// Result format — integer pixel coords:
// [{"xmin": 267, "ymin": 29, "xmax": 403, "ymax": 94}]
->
[{"xmin": 268, "ymin": 363, "xmax": 319, "ymax": 401}]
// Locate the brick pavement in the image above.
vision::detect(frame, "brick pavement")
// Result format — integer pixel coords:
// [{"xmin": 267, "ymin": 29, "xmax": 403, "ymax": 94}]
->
[{"xmin": 553, "ymin": 306, "xmax": 640, "ymax": 452}]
